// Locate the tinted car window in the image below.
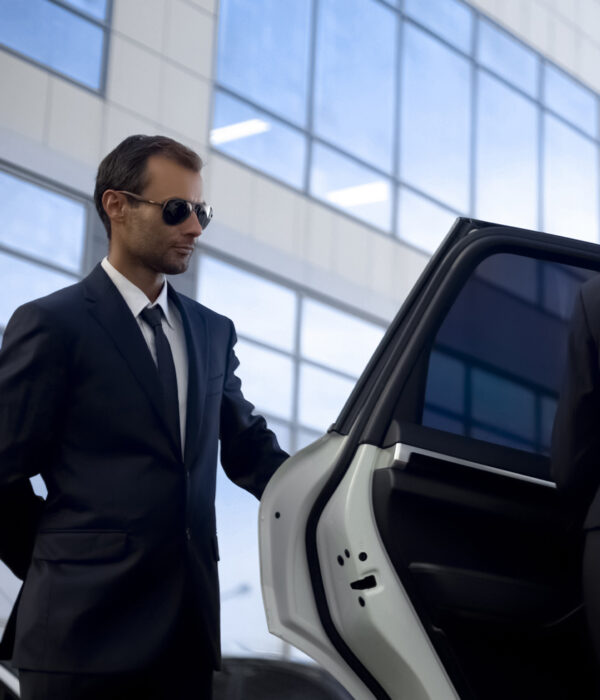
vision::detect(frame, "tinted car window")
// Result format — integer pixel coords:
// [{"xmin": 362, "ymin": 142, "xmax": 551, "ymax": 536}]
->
[{"xmin": 421, "ymin": 253, "xmax": 595, "ymax": 457}]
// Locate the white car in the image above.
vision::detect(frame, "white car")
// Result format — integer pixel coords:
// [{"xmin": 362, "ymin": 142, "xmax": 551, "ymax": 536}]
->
[{"xmin": 260, "ymin": 218, "xmax": 598, "ymax": 699}]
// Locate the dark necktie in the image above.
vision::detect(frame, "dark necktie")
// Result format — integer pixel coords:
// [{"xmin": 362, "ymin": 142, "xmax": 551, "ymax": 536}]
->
[{"xmin": 140, "ymin": 306, "xmax": 181, "ymax": 452}]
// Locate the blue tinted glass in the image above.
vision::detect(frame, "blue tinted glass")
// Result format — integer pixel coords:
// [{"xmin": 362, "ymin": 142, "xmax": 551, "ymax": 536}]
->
[
  {"xmin": 398, "ymin": 188, "xmax": 458, "ymax": 253},
  {"xmin": 424, "ymin": 351, "xmax": 465, "ymax": 414},
  {"xmin": 404, "ymin": 0, "xmax": 473, "ymax": 53},
  {"xmin": 477, "ymin": 19, "xmax": 538, "ymax": 96},
  {"xmin": 310, "ymin": 142, "xmax": 392, "ymax": 230},
  {"xmin": 0, "ymin": 252, "xmax": 77, "ymax": 327},
  {"xmin": 0, "ymin": 171, "xmax": 85, "ymax": 273},
  {"xmin": 476, "ymin": 73, "xmax": 538, "ymax": 229},
  {"xmin": 544, "ymin": 115, "xmax": 599, "ymax": 242},
  {"xmin": 313, "ymin": 0, "xmax": 397, "ymax": 172},
  {"xmin": 471, "ymin": 369, "xmax": 536, "ymax": 442},
  {"xmin": 422, "ymin": 253, "xmax": 596, "ymax": 462},
  {"xmin": 400, "ymin": 25, "xmax": 471, "ymax": 211},
  {"xmin": 62, "ymin": 0, "xmax": 107, "ymax": 20},
  {"xmin": 211, "ymin": 91, "xmax": 307, "ymax": 189},
  {"xmin": 544, "ymin": 64, "xmax": 598, "ymax": 137},
  {"xmin": 217, "ymin": 0, "xmax": 312, "ymax": 126},
  {"xmin": 0, "ymin": 0, "xmax": 104, "ymax": 90}
]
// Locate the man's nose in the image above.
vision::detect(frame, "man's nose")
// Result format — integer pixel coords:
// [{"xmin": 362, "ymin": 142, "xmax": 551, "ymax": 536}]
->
[{"xmin": 187, "ymin": 211, "xmax": 204, "ymax": 237}]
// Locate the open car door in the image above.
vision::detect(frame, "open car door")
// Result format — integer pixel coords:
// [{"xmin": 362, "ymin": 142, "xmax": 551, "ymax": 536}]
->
[{"xmin": 259, "ymin": 218, "xmax": 600, "ymax": 699}]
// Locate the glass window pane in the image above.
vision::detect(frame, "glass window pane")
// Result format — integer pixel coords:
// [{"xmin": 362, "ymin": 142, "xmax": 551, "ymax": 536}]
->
[
  {"xmin": 404, "ymin": 0, "xmax": 473, "ymax": 53},
  {"xmin": 0, "ymin": 0, "xmax": 105, "ymax": 90},
  {"xmin": 400, "ymin": 25, "xmax": 471, "ymax": 211},
  {"xmin": 544, "ymin": 64, "xmax": 597, "ymax": 137},
  {"xmin": 211, "ymin": 91, "xmax": 307, "ymax": 189},
  {"xmin": 0, "ymin": 171, "xmax": 85, "ymax": 273},
  {"xmin": 471, "ymin": 368, "xmax": 536, "ymax": 442},
  {"xmin": 477, "ymin": 19, "xmax": 538, "ymax": 96},
  {"xmin": 234, "ymin": 340, "xmax": 293, "ymax": 421},
  {"xmin": 398, "ymin": 188, "xmax": 458, "ymax": 253},
  {"xmin": 62, "ymin": 0, "xmax": 107, "ymax": 20},
  {"xmin": 197, "ymin": 257, "xmax": 297, "ymax": 353},
  {"xmin": 310, "ymin": 142, "xmax": 392, "ymax": 230},
  {"xmin": 297, "ymin": 427, "xmax": 322, "ymax": 450},
  {"xmin": 313, "ymin": 0, "xmax": 397, "ymax": 171},
  {"xmin": 301, "ymin": 299, "xmax": 384, "ymax": 376},
  {"xmin": 216, "ymin": 0, "xmax": 312, "ymax": 126},
  {"xmin": 544, "ymin": 115, "xmax": 599, "ymax": 243},
  {"xmin": 299, "ymin": 364, "xmax": 355, "ymax": 432},
  {"xmin": 0, "ymin": 253, "xmax": 78, "ymax": 327},
  {"xmin": 421, "ymin": 253, "xmax": 596, "ymax": 465},
  {"xmin": 476, "ymin": 73, "xmax": 538, "ymax": 229}
]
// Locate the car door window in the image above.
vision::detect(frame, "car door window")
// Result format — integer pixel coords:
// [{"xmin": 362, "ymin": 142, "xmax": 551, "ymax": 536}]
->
[{"xmin": 419, "ymin": 252, "xmax": 595, "ymax": 462}]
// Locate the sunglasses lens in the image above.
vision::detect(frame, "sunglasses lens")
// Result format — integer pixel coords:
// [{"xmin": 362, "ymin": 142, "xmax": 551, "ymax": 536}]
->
[
  {"xmin": 162, "ymin": 199, "xmax": 191, "ymax": 225},
  {"xmin": 194, "ymin": 204, "xmax": 213, "ymax": 229}
]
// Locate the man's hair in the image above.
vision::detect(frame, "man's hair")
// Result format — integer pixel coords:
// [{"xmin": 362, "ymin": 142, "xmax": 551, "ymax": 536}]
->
[{"xmin": 94, "ymin": 134, "xmax": 203, "ymax": 239}]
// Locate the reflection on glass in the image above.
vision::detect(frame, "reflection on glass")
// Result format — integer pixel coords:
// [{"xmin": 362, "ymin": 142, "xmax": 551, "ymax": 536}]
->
[
  {"xmin": 301, "ymin": 299, "xmax": 384, "ymax": 377},
  {"xmin": 0, "ymin": 171, "xmax": 85, "ymax": 273},
  {"xmin": 0, "ymin": 252, "xmax": 78, "ymax": 327},
  {"xmin": 398, "ymin": 188, "xmax": 458, "ymax": 253},
  {"xmin": 313, "ymin": 0, "xmax": 396, "ymax": 171},
  {"xmin": 310, "ymin": 142, "xmax": 392, "ymax": 230},
  {"xmin": 197, "ymin": 257, "xmax": 297, "ymax": 353},
  {"xmin": 0, "ymin": 0, "xmax": 104, "ymax": 89},
  {"xmin": 544, "ymin": 64, "xmax": 598, "ymax": 137},
  {"xmin": 475, "ymin": 247, "xmax": 538, "ymax": 304},
  {"xmin": 211, "ymin": 91, "xmax": 307, "ymax": 189},
  {"xmin": 544, "ymin": 115, "xmax": 599, "ymax": 243},
  {"xmin": 424, "ymin": 351, "xmax": 465, "ymax": 414},
  {"xmin": 61, "ymin": 0, "xmax": 107, "ymax": 20},
  {"xmin": 421, "ymin": 254, "xmax": 595, "ymax": 462},
  {"xmin": 299, "ymin": 364, "xmax": 354, "ymax": 432},
  {"xmin": 404, "ymin": 0, "xmax": 473, "ymax": 53},
  {"xmin": 477, "ymin": 19, "xmax": 538, "ymax": 96},
  {"xmin": 471, "ymin": 368, "xmax": 536, "ymax": 442},
  {"xmin": 476, "ymin": 73, "xmax": 538, "ymax": 229},
  {"xmin": 216, "ymin": 0, "xmax": 311, "ymax": 126},
  {"xmin": 400, "ymin": 24, "xmax": 471, "ymax": 211},
  {"xmin": 234, "ymin": 340, "xmax": 294, "ymax": 421}
]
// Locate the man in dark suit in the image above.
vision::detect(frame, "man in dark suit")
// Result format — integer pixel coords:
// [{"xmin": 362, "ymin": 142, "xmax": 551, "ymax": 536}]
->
[
  {"xmin": 552, "ymin": 274, "xmax": 600, "ymax": 663},
  {"xmin": 0, "ymin": 134, "xmax": 288, "ymax": 698}
]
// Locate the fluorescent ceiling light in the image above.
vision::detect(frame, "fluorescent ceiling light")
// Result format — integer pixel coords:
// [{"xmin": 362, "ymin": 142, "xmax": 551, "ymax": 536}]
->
[
  {"xmin": 326, "ymin": 180, "xmax": 389, "ymax": 207},
  {"xmin": 210, "ymin": 119, "xmax": 271, "ymax": 145}
]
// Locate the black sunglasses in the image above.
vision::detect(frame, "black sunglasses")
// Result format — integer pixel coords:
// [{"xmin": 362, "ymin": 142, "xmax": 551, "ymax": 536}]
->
[{"xmin": 117, "ymin": 191, "xmax": 213, "ymax": 229}]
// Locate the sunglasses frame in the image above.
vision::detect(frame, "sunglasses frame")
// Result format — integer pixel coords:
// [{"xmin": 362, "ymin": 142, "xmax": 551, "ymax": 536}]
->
[{"xmin": 116, "ymin": 190, "xmax": 213, "ymax": 229}]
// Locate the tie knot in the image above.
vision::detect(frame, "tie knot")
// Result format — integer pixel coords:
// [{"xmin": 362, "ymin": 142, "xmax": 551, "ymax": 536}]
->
[{"xmin": 140, "ymin": 306, "xmax": 163, "ymax": 329}]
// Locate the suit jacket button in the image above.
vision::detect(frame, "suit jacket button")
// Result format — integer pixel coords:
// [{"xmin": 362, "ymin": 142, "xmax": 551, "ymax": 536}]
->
[{"xmin": 185, "ymin": 527, "xmax": 191, "ymax": 540}]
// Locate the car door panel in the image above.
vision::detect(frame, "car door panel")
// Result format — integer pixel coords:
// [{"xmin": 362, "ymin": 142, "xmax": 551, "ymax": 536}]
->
[{"xmin": 261, "ymin": 220, "xmax": 600, "ymax": 699}]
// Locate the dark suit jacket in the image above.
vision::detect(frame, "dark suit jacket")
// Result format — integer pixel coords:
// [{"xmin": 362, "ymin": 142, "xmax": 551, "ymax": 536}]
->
[
  {"xmin": 552, "ymin": 274, "xmax": 600, "ymax": 529},
  {"xmin": 0, "ymin": 262, "xmax": 288, "ymax": 673}
]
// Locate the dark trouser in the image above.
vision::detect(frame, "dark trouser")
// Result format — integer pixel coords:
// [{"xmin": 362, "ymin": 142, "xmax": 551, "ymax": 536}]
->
[{"xmin": 19, "ymin": 601, "xmax": 214, "ymax": 700}]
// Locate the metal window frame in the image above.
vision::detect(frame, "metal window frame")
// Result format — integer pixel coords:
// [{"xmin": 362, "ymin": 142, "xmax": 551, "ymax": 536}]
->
[
  {"xmin": 0, "ymin": 0, "xmax": 114, "ymax": 96},
  {"xmin": 210, "ymin": 0, "xmax": 600, "ymax": 251}
]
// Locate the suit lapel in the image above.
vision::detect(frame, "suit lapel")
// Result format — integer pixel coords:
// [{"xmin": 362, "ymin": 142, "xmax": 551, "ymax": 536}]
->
[
  {"xmin": 169, "ymin": 289, "xmax": 208, "ymax": 466},
  {"xmin": 82, "ymin": 264, "xmax": 181, "ymax": 458}
]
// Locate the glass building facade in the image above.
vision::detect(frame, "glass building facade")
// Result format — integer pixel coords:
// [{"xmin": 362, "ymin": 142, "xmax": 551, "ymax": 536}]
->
[{"xmin": 212, "ymin": 0, "xmax": 600, "ymax": 253}]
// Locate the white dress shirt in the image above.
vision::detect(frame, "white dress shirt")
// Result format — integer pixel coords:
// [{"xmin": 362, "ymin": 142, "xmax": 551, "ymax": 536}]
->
[{"xmin": 100, "ymin": 257, "xmax": 188, "ymax": 451}]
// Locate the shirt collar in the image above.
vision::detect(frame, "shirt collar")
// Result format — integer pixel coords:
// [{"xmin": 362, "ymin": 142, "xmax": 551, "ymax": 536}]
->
[{"xmin": 100, "ymin": 257, "xmax": 174, "ymax": 329}]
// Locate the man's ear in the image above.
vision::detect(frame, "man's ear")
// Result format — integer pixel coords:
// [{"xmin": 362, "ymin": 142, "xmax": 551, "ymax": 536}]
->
[{"xmin": 102, "ymin": 190, "xmax": 128, "ymax": 227}]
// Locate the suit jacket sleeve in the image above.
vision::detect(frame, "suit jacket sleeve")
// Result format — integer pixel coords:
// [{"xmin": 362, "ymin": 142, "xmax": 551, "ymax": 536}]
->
[
  {"xmin": 0, "ymin": 302, "xmax": 67, "ymax": 578},
  {"xmin": 551, "ymin": 286, "xmax": 600, "ymax": 503},
  {"xmin": 219, "ymin": 320, "xmax": 289, "ymax": 499}
]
